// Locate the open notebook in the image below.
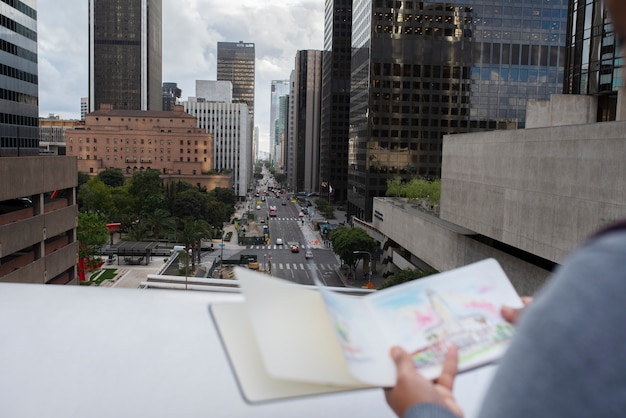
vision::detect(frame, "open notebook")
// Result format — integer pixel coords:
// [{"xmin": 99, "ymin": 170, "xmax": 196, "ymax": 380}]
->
[{"xmin": 210, "ymin": 258, "xmax": 522, "ymax": 403}]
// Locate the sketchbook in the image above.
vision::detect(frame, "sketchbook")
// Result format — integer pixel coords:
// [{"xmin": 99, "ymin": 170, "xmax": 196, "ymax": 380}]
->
[{"xmin": 210, "ymin": 258, "xmax": 523, "ymax": 403}]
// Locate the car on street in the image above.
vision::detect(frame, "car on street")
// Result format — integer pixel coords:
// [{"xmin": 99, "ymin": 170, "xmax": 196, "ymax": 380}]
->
[
  {"xmin": 256, "ymin": 205, "xmax": 261, "ymax": 210},
  {"xmin": 290, "ymin": 245, "xmax": 300, "ymax": 253},
  {"xmin": 305, "ymin": 249, "xmax": 313, "ymax": 259},
  {"xmin": 276, "ymin": 238, "xmax": 283, "ymax": 245}
]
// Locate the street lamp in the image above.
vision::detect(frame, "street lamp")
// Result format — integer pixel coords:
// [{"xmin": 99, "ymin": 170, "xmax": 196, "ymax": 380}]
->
[{"xmin": 353, "ymin": 250, "xmax": 373, "ymax": 287}]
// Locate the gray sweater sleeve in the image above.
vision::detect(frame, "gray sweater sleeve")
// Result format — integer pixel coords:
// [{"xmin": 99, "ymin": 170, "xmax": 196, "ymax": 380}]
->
[
  {"xmin": 477, "ymin": 230, "xmax": 626, "ymax": 418},
  {"xmin": 404, "ymin": 403, "xmax": 458, "ymax": 418}
]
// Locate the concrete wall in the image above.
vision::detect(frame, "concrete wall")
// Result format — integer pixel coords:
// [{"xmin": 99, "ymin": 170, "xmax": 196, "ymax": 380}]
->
[
  {"xmin": 0, "ymin": 156, "xmax": 78, "ymax": 284},
  {"xmin": 526, "ymin": 94, "xmax": 597, "ymax": 128},
  {"xmin": 441, "ymin": 121, "xmax": 626, "ymax": 263},
  {"xmin": 372, "ymin": 198, "xmax": 550, "ymax": 295},
  {"xmin": 0, "ymin": 156, "xmax": 77, "ymax": 201}
]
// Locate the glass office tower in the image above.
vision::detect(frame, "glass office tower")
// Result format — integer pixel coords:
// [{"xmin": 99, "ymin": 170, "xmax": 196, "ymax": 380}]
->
[
  {"xmin": 0, "ymin": 0, "xmax": 39, "ymax": 156},
  {"xmin": 321, "ymin": 0, "xmax": 353, "ymax": 202},
  {"xmin": 89, "ymin": 0, "xmax": 163, "ymax": 112},
  {"xmin": 564, "ymin": 0, "xmax": 623, "ymax": 121},
  {"xmin": 348, "ymin": 0, "xmax": 569, "ymax": 221},
  {"xmin": 217, "ymin": 42, "xmax": 256, "ymax": 121}
]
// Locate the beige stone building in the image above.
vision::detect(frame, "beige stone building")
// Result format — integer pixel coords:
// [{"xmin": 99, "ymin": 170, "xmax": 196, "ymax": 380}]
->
[{"xmin": 67, "ymin": 105, "xmax": 217, "ymax": 179}]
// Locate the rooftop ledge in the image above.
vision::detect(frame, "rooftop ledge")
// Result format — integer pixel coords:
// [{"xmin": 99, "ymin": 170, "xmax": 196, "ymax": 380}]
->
[{"xmin": 0, "ymin": 282, "xmax": 492, "ymax": 418}]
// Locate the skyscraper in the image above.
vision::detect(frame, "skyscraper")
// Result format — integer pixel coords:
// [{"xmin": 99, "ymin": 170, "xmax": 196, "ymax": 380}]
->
[
  {"xmin": 162, "ymin": 82, "xmax": 182, "ymax": 111},
  {"xmin": 564, "ymin": 0, "xmax": 623, "ymax": 121},
  {"xmin": 291, "ymin": 50, "xmax": 322, "ymax": 193},
  {"xmin": 89, "ymin": 0, "xmax": 163, "ymax": 112},
  {"xmin": 347, "ymin": 0, "xmax": 569, "ymax": 221},
  {"xmin": 0, "ymin": 0, "xmax": 38, "ymax": 157},
  {"xmin": 270, "ymin": 80, "xmax": 291, "ymax": 166},
  {"xmin": 217, "ymin": 42, "xmax": 255, "ymax": 120},
  {"xmin": 320, "ymin": 0, "xmax": 352, "ymax": 202},
  {"xmin": 1, "ymin": 1, "xmax": 78, "ymax": 285}
]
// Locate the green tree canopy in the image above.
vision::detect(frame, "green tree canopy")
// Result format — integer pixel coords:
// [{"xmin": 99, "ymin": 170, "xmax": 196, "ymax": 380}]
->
[
  {"xmin": 386, "ymin": 177, "xmax": 441, "ymax": 206},
  {"xmin": 78, "ymin": 171, "xmax": 90, "ymax": 189},
  {"xmin": 127, "ymin": 169, "xmax": 163, "ymax": 211},
  {"xmin": 329, "ymin": 226, "xmax": 376, "ymax": 276},
  {"xmin": 209, "ymin": 187, "xmax": 237, "ymax": 207},
  {"xmin": 77, "ymin": 213, "xmax": 108, "ymax": 265},
  {"xmin": 78, "ymin": 177, "xmax": 113, "ymax": 215},
  {"xmin": 172, "ymin": 188, "xmax": 210, "ymax": 221},
  {"xmin": 379, "ymin": 268, "xmax": 437, "ymax": 289},
  {"xmin": 98, "ymin": 168, "xmax": 125, "ymax": 187}
]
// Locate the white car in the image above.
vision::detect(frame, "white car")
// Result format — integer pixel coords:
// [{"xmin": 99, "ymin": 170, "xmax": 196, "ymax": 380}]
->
[
  {"xmin": 276, "ymin": 238, "xmax": 283, "ymax": 245},
  {"xmin": 256, "ymin": 205, "xmax": 261, "ymax": 210}
]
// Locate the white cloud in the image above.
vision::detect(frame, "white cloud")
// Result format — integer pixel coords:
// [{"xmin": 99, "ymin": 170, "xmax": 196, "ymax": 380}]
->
[{"xmin": 37, "ymin": 0, "xmax": 324, "ymax": 153}]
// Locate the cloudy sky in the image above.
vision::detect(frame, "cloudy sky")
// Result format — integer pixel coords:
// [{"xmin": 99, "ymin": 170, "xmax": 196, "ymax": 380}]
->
[{"xmin": 37, "ymin": 0, "xmax": 325, "ymax": 153}]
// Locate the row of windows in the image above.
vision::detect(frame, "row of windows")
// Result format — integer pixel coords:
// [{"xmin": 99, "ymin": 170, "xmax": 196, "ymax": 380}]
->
[
  {"xmin": 72, "ymin": 146, "xmax": 208, "ymax": 155},
  {"xmin": 0, "ymin": 87, "xmax": 37, "ymax": 105},
  {"xmin": 0, "ymin": 12, "xmax": 36, "ymax": 41},
  {"xmin": 80, "ymin": 155, "xmax": 209, "ymax": 165},
  {"xmin": 375, "ymin": 25, "xmax": 471, "ymax": 38},
  {"xmin": 0, "ymin": 112, "xmax": 38, "ymax": 126},
  {"xmin": 373, "ymin": 63, "xmax": 471, "ymax": 79},
  {"xmin": 0, "ymin": 137, "xmax": 38, "ymax": 148},
  {"xmin": 373, "ymin": 0, "xmax": 472, "ymax": 12},
  {"xmin": 374, "ymin": 12, "xmax": 472, "ymax": 24},
  {"xmin": 0, "ymin": 38, "xmax": 37, "ymax": 63},
  {"xmin": 0, "ymin": 62, "xmax": 38, "ymax": 85},
  {"xmin": 93, "ymin": 117, "xmax": 190, "ymax": 124},
  {"xmin": 2, "ymin": 0, "xmax": 37, "ymax": 19},
  {"xmin": 73, "ymin": 138, "xmax": 208, "ymax": 146}
]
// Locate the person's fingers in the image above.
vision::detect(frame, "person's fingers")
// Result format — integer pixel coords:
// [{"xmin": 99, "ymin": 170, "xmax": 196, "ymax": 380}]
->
[
  {"xmin": 501, "ymin": 297, "xmax": 533, "ymax": 324},
  {"xmin": 390, "ymin": 346, "xmax": 415, "ymax": 378},
  {"xmin": 435, "ymin": 345, "xmax": 458, "ymax": 391}
]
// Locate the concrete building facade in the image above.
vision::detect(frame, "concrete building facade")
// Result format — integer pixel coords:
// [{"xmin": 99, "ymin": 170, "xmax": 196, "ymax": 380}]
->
[
  {"xmin": 0, "ymin": 157, "xmax": 78, "ymax": 285},
  {"xmin": 364, "ymin": 94, "xmax": 626, "ymax": 296},
  {"xmin": 183, "ymin": 99, "xmax": 251, "ymax": 199},
  {"xmin": 39, "ymin": 116, "xmax": 81, "ymax": 155},
  {"xmin": 66, "ymin": 105, "xmax": 214, "ymax": 178}
]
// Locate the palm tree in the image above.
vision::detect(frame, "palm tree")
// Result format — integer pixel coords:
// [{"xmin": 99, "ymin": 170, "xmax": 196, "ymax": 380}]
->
[
  {"xmin": 144, "ymin": 208, "xmax": 176, "ymax": 241},
  {"xmin": 177, "ymin": 218, "xmax": 213, "ymax": 267}
]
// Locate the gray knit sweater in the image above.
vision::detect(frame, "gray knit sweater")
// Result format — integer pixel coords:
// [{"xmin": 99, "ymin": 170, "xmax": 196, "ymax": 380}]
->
[{"xmin": 405, "ymin": 228, "xmax": 626, "ymax": 418}]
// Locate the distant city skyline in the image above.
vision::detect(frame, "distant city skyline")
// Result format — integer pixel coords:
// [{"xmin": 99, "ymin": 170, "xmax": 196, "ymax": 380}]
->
[{"xmin": 37, "ymin": 0, "xmax": 325, "ymax": 153}]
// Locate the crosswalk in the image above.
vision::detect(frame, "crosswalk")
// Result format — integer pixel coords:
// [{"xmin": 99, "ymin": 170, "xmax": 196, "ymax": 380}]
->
[
  {"xmin": 268, "ymin": 217, "xmax": 303, "ymax": 222},
  {"xmin": 247, "ymin": 244, "xmax": 307, "ymax": 250},
  {"xmin": 269, "ymin": 262, "xmax": 337, "ymax": 272}
]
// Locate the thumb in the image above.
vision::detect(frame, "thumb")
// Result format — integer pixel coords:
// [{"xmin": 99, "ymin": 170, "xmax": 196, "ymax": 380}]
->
[{"xmin": 391, "ymin": 346, "xmax": 414, "ymax": 375}]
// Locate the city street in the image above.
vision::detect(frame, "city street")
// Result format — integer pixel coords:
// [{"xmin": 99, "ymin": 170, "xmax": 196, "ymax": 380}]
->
[{"xmin": 221, "ymin": 192, "xmax": 345, "ymax": 287}]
